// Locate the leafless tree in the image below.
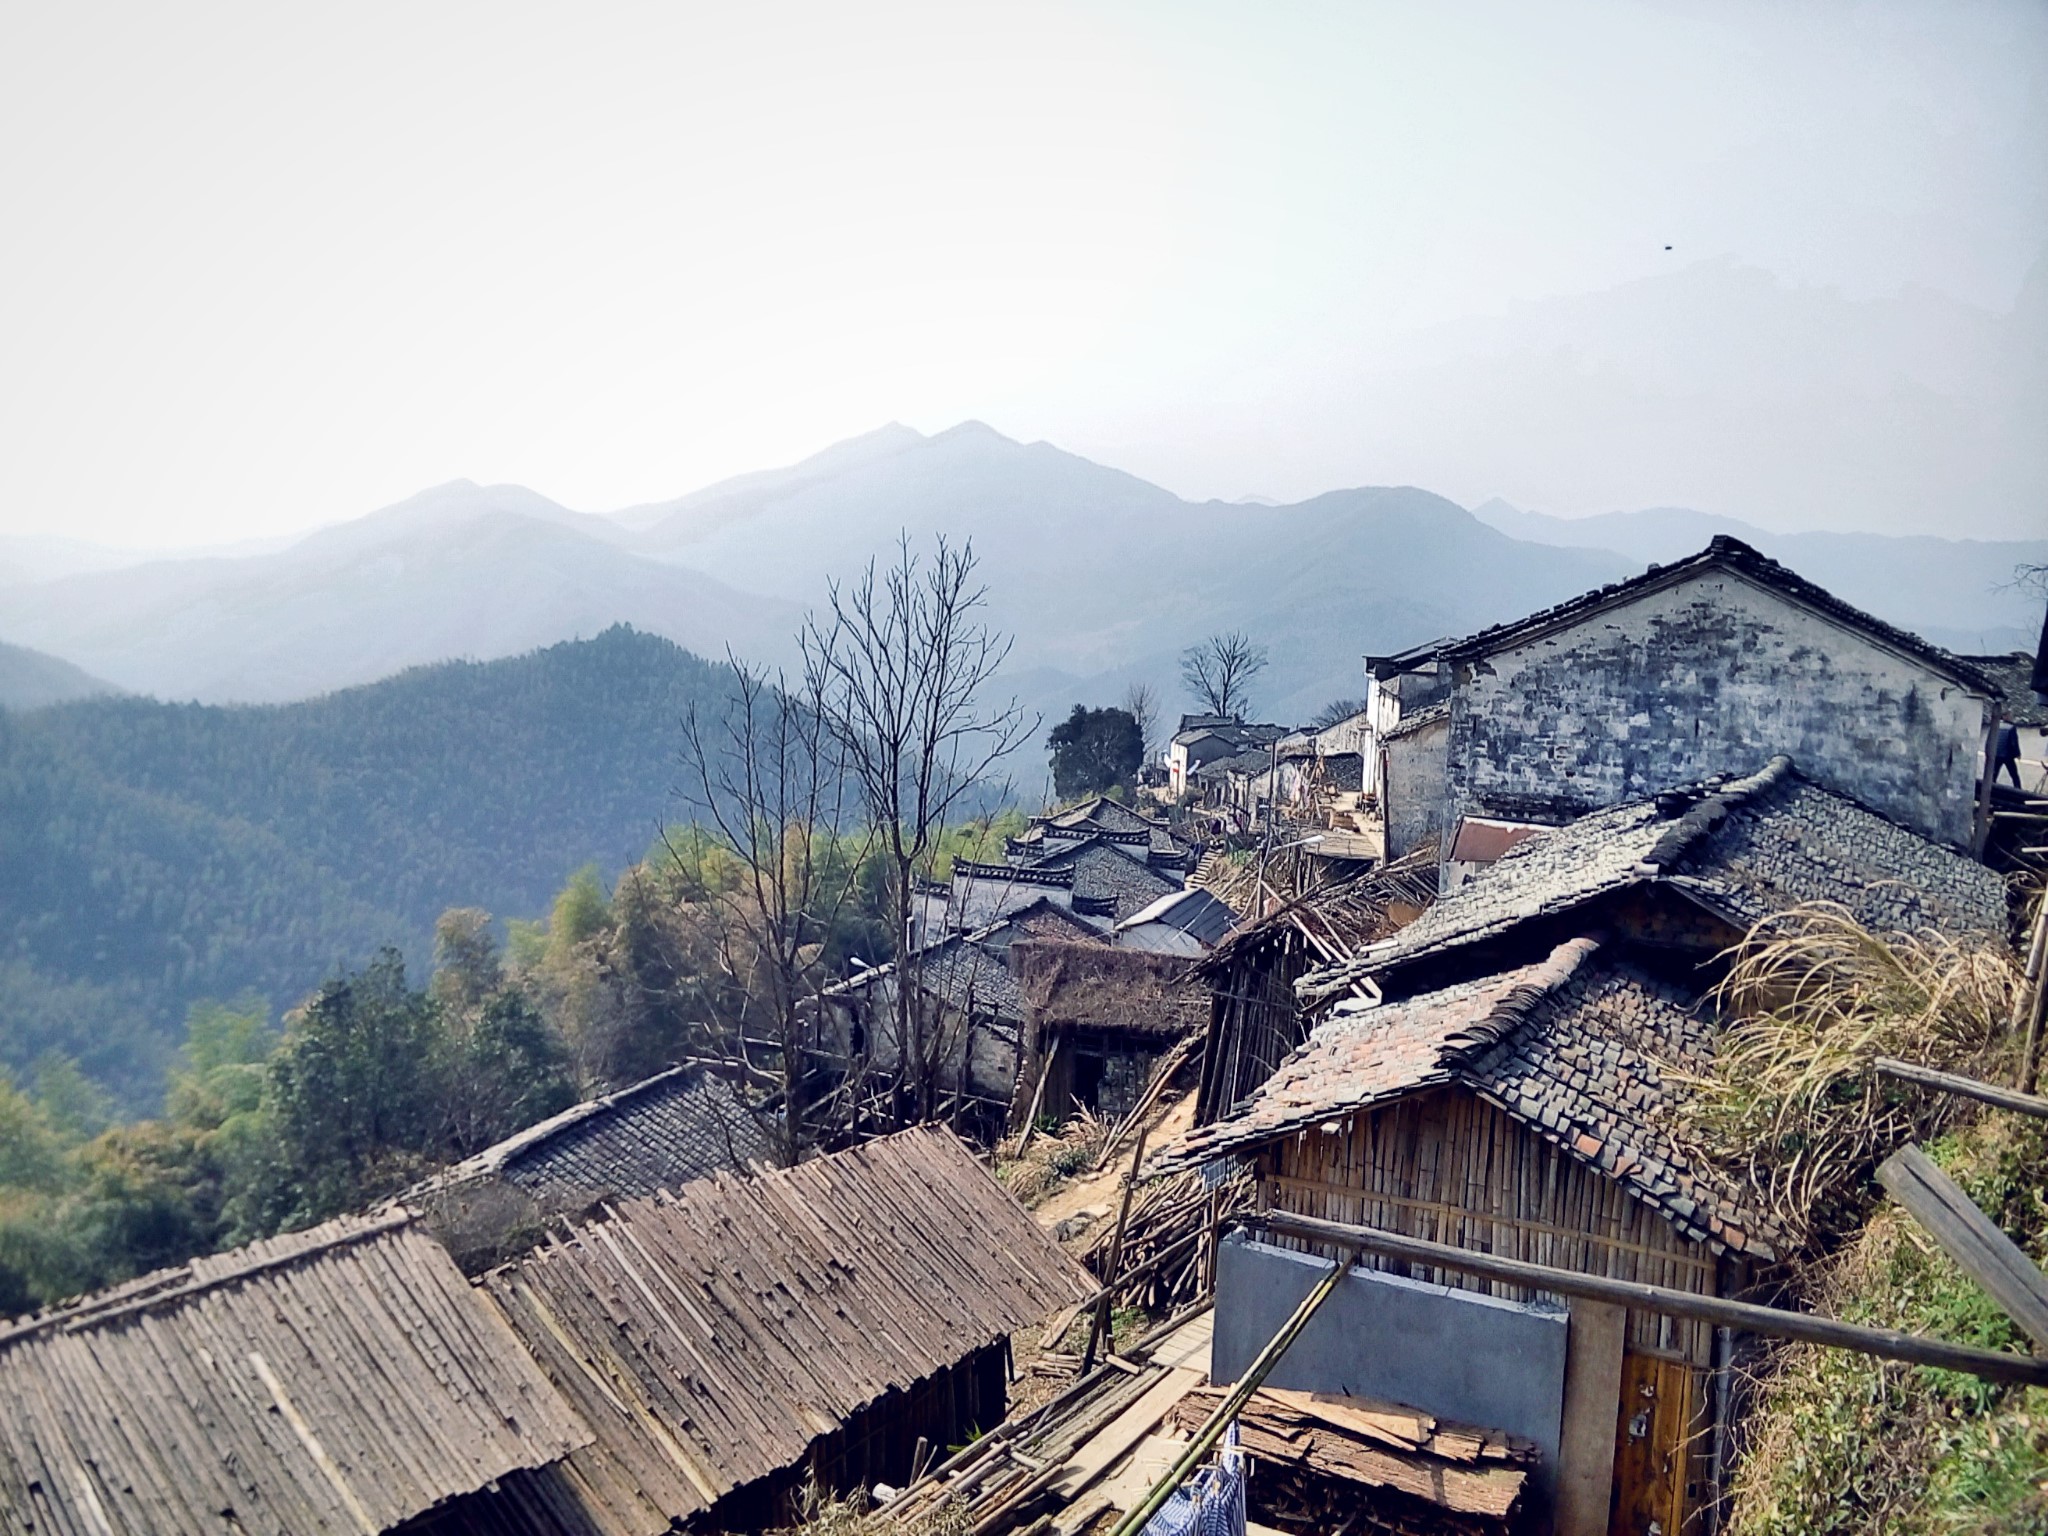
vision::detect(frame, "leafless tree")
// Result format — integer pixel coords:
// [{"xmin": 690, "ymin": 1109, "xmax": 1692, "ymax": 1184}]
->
[
  {"xmin": 1122, "ymin": 680, "xmax": 1160, "ymax": 761},
  {"xmin": 669, "ymin": 655, "xmax": 868, "ymax": 1165},
  {"xmin": 802, "ymin": 536, "xmax": 1036, "ymax": 1122},
  {"xmin": 1180, "ymin": 630, "xmax": 1269, "ymax": 720}
]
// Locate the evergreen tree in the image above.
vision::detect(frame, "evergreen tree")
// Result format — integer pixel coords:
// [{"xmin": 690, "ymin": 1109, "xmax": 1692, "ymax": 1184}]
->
[{"xmin": 1048, "ymin": 704, "xmax": 1144, "ymax": 797}]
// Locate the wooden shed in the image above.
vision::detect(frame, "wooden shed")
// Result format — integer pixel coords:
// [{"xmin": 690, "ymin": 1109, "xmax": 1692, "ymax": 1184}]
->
[
  {"xmin": 0, "ymin": 1213, "xmax": 590, "ymax": 1536},
  {"xmin": 1007, "ymin": 939, "xmax": 1207, "ymax": 1129},
  {"xmin": 419, "ymin": 1126, "xmax": 1095, "ymax": 1534},
  {"xmin": 1192, "ymin": 848, "xmax": 1437, "ymax": 1125},
  {"xmin": 1170, "ymin": 936, "xmax": 1778, "ymax": 1536}
]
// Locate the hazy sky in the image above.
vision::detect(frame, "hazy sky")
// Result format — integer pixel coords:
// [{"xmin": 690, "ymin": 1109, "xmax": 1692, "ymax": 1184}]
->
[{"xmin": 2, "ymin": 1, "xmax": 2043, "ymax": 546}]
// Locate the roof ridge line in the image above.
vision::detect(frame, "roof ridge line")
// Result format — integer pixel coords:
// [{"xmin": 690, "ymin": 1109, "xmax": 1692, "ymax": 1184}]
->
[
  {"xmin": 1440, "ymin": 934, "xmax": 1604, "ymax": 1060},
  {"xmin": 1, "ymin": 1210, "xmax": 416, "ymax": 1348},
  {"xmin": 1639, "ymin": 755, "xmax": 1795, "ymax": 873}
]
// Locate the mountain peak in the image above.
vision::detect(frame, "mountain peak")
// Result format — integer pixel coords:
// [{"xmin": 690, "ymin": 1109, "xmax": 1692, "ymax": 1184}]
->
[{"xmin": 929, "ymin": 419, "xmax": 1019, "ymax": 447}]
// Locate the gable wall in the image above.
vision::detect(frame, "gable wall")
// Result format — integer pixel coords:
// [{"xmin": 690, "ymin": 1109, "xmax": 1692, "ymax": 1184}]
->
[
  {"xmin": 1382, "ymin": 713, "xmax": 1450, "ymax": 859},
  {"xmin": 1446, "ymin": 570, "xmax": 1991, "ymax": 847}
]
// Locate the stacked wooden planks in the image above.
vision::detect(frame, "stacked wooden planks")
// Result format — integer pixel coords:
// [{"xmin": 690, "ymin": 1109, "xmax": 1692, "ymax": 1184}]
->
[
  {"xmin": 0, "ymin": 1213, "xmax": 590, "ymax": 1536},
  {"xmin": 1163, "ymin": 1385, "xmax": 1533, "ymax": 1526},
  {"xmin": 473, "ymin": 1126, "xmax": 1096, "ymax": 1532}
]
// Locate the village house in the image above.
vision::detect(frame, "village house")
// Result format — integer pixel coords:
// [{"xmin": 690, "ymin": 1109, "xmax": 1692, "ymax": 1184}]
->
[
  {"xmin": 1159, "ymin": 752, "xmax": 2010, "ymax": 1534},
  {"xmin": 1963, "ymin": 648, "xmax": 2048, "ymax": 797},
  {"xmin": 1300, "ymin": 754, "xmax": 2011, "ymax": 1010},
  {"xmin": 0, "ymin": 1213, "xmax": 594, "ymax": 1535},
  {"xmin": 1168, "ymin": 934, "xmax": 1776, "ymax": 1534},
  {"xmin": 1006, "ymin": 939, "xmax": 1208, "ymax": 1127},
  {"xmin": 1166, "ymin": 714, "xmax": 1287, "ymax": 800},
  {"xmin": 405, "ymin": 1064, "xmax": 772, "ymax": 1266},
  {"xmin": 1192, "ymin": 847, "xmax": 1440, "ymax": 1125},
  {"xmin": 1364, "ymin": 536, "xmax": 2002, "ymax": 864},
  {"xmin": 433, "ymin": 1129, "xmax": 1092, "ymax": 1534},
  {"xmin": 819, "ymin": 919, "xmax": 1054, "ymax": 1131},
  {"xmin": 916, "ymin": 797, "xmax": 1196, "ymax": 948}
]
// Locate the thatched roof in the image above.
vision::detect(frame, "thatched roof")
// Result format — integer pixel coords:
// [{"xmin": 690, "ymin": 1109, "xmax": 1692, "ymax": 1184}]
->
[{"xmin": 1009, "ymin": 938, "xmax": 1208, "ymax": 1039}]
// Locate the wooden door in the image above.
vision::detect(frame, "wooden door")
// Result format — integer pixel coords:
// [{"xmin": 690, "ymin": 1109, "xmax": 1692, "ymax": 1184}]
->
[{"xmin": 1609, "ymin": 1351, "xmax": 1692, "ymax": 1535}]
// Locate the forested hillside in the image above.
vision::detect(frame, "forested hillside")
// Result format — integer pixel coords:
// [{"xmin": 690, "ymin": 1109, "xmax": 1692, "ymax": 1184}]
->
[{"xmin": 0, "ymin": 626, "xmax": 733, "ymax": 1108}]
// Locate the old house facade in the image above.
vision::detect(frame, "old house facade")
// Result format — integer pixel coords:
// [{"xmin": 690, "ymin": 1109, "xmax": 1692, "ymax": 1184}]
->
[
  {"xmin": 1175, "ymin": 937, "xmax": 1777, "ymax": 1535},
  {"xmin": 1369, "ymin": 537, "xmax": 1999, "ymax": 862}
]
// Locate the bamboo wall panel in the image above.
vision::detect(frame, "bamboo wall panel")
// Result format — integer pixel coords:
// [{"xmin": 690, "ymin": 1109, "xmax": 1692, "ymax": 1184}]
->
[{"xmin": 1264, "ymin": 1090, "xmax": 1719, "ymax": 1365}]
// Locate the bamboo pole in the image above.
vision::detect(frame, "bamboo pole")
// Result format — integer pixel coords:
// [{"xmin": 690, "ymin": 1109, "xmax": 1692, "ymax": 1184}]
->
[
  {"xmin": 2017, "ymin": 897, "xmax": 2048, "ymax": 1094},
  {"xmin": 1872, "ymin": 1057, "xmax": 2048, "ymax": 1122},
  {"xmin": 1016, "ymin": 1033, "xmax": 1062, "ymax": 1151},
  {"xmin": 1082, "ymin": 1126, "xmax": 1149, "ymax": 1372},
  {"xmin": 1103, "ymin": 1246, "xmax": 1359, "ymax": 1536}
]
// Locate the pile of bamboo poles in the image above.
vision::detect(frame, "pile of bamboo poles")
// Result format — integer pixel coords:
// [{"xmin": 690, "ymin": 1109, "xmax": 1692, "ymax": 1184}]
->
[
  {"xmin": 867, "ymin": 1307, "xmax": 1212, "ymax": 1535},
  {"xmin": 1076, "ymin": 1169, "xmax": 1250, "ymax": 1316}
]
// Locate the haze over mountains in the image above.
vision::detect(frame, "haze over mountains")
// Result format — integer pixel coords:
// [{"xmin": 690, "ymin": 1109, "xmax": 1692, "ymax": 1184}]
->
[{"xmin": 2, "ymin": 423, "xmax": 2043, "ymax": 731}]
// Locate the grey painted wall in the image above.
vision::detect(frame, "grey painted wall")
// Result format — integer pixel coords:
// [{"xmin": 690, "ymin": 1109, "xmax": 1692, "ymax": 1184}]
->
[
  {"xmin": 1446, "ymin": 570, "xmax": 1991, "ymax": 847},
  {"xmin": 1213, "ymin": 1235, "xmax": 1567, "ymax": 1499},
  {"xmin": 1382, "ymin": 715, "xmax": 1449, "ymax": 859}
]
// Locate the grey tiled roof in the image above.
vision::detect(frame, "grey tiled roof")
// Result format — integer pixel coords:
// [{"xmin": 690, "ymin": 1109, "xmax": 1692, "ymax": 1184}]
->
[
  {"xmin": 1016, "ymin": 799, "xmax": 1198, "ymax": 867},
  {"xmin": 1300, "ymin": 757, "xmax": 2008, "ymax": 1004},
  {"xmin": 1382, "ymin": 701, "xmax": 1449, "ymax": 741},
  {"xmin": 1959, "ymin": 651, "xmax": 2048, "ymax": 728},
  {"xmin": 827, "ymin": 924, "xmax": 1031, "ymax": 1026},
  {"xmin": 1042, "ymin": 839, "xmax": 1183, "ymax": 919},
  {"xmin": 1426, "ymin": 536, "xmax": 1996, "ymax": 694},
  {"xmin": 421, "ymin": 1067, "xmax": 771, "ymax": 1210},
  {"xmin": 917, "ymin": 932, "xmax": 1027, "ymax": 1024},
  {"xmin": 1169, "ymin": 937, "xmax": 1775, "ymax": 1259}
]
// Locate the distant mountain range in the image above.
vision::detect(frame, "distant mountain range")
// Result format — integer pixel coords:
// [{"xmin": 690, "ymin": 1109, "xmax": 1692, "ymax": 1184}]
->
[
  {"xmin": 0, "ymin": 642, "xmax": 121, "ymax": 710},
  {"xmin": 2, "ymin": 423, "xmax": 2042, "ymax": 729},
  {"xmin": 0, "ymin": 627, "xmax": 735, "ymax": 1109}
]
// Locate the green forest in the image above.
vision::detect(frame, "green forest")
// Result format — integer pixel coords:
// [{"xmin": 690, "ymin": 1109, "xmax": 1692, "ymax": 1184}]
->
[
  {"xmin": 0, "ymin": 807, "xmax": 1030, "ymax": 1313},
  {"xmin": 0, "ymin": 626, "xmax": 740, "ymax": 1108}
]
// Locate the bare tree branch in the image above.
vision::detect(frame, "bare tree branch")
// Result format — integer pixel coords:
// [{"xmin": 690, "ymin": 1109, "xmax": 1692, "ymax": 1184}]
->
[
  {"xmin": 1180, "ymin": 630, "xmax": 1269, "ymax": 720},
  {"xmin": 800, "ymin": 535, "xmax": 1037, "ymax": 1123}
]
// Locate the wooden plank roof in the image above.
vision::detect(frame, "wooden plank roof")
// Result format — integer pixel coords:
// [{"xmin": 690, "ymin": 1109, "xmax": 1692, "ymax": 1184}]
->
[
  {"xmin": 473, "ymin": 1126, "xmax": 1096, "ymax": 1531},
  {"xmin": 0, "ymin": 1213, "xmax": 590, "ymax": 1536}
]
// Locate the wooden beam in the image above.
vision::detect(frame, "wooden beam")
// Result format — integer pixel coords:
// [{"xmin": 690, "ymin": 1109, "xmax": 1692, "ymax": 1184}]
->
[
  {"xmin": 1554, "ymin": 1299, "xmax": 1625, "ymax": 1536},
  {"xmin": 1244, "ymin": 1211, "xmax": 2048, "ymax": 1388},
  {"xmin": 1876, "ymin": 1145, "xmax": 2048, "ymax": 1352},
  {"xmin": 1871, "ymin": 1058, "xmax": 2048, "ymax": 1122}
]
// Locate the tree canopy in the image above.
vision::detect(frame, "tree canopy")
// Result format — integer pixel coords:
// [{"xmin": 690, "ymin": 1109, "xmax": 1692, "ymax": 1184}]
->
[{"xmin": 1047, "ymin": 704, "xmax": 1144, "ymax": 797}]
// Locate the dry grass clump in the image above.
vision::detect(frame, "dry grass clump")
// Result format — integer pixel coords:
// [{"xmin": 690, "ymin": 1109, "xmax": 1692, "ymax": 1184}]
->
[
  {"xmin": 1682, "ymin": 902, "xmax": 2023, "ymax": 1247},
  {"xmin": 766, "ymin": 1483, "xmax": 970, "ymax": 1536},
  {"xmin": 1725, "ymin": 1114, "xmax": 2048, "ymax": 1536},
  {"xmin": 995, "ymin": 1108, "xmax": 1107, "ymax": 1206}
]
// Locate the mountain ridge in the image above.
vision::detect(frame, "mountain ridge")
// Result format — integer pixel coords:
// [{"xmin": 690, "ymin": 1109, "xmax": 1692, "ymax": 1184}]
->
[{"xmin": 4, "ymin": 421, "xmax": 2042, "ymax": 712}]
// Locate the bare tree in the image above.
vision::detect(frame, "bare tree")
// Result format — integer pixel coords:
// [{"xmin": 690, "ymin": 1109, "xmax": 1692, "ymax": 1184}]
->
[
  {"xmin": 802, "ymin": 536, "xmax": 1036, "ymax": 1122},
  {"xmin": 669, "ymin": 654, "xmax": 868, "ymax": 1165},
  {"xmin": 1180, "ymin": 630, "xmax": 1269, "ymax": 720},
  {"xmin": 1122, "ymin": 680, "xmax": 1159, "ymax": 762}
]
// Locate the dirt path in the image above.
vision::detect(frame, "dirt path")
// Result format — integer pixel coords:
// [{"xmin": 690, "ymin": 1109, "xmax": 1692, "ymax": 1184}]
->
[{"xmin": 1032, "ymin": 1088, "xmax": 1198, "ymax": 1233}]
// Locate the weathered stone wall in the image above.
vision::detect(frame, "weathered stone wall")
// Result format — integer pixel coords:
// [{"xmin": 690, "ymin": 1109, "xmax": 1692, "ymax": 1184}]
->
[
  {"xmin": 1383, "ymin": 713, "xmax": 1449, "ymax": 859},
  {"xmin": 1446, "ymin": 571, "xmax": 1991, "ymax": 847}
]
